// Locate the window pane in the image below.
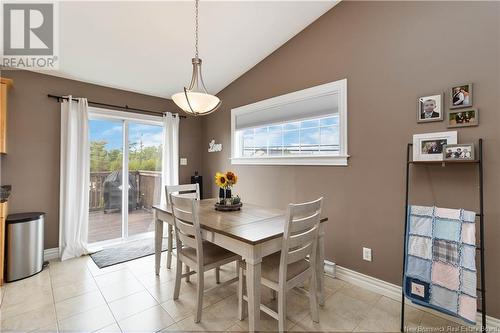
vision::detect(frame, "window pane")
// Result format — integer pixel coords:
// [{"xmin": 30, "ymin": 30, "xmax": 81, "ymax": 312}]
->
[
  {"xmin": 284, "ymin": 122, "xmax": 300, "ymax": 131},
  {"xmin": 268, "ymin": 131, "xmax": 282, "ymax": 156},
  {"xmin": 284, "ymin": 130, "xmax": 300, "ymax": 155},
  {"xmin": 242, "ymin": 128, "xmax": 254, "ymax": 136},
  {"xmin": 243, "ymin": 135, "xmax": 254, "ymax": 148},
  {"xmin": 268, "ymin": 125, "xmax": 282, "ymax": 133},
  {"xmin": 254, "ymin": 127, "xmax": 268, "ymax": 155},
  {"xmin": 300, "ymin": 127, "xmax": 320, "ymax": 155},
  {"xmin": 320, "ymin": 116, "xmax": 338, "ymax": 126},
  {"xmin": 320, "ymin": 126, "xmax": 340, "ymax": 153},
  {"xmin": 301, "ymin": 119, "xmax": 319, "ymax": 129}
]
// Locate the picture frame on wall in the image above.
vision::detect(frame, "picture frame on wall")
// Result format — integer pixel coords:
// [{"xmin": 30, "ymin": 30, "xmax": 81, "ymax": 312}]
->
[
  {"xmin": 450, "ymin": 83, "xmax": 473, "ymax": 109},
  {"xmin": 443, "ymin": 143, "xmax": 475, "ymax": 161},
  {"xmin": 447, "ymin": 109, "xmax": 479, "ymax": 128},
  {"xmin": 417, "ymin": 93, "xmax": 443, "ymax": 123},
  {"xmin": 412, "ymin": 131, "xmax": 458, "ymax": 161}
]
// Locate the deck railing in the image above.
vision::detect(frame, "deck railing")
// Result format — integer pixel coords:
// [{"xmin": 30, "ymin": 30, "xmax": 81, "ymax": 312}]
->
[{"xmin": 89, "ymin": 171, "xmax": 161, "ymax": 211}]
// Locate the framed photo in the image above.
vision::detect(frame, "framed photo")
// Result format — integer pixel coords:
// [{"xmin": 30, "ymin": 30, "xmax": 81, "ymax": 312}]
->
[
  {"xmin": 412, "ymin": 131, "xmax": 458, "ymax": 161},
  {"xmin": 443, "ymin": 144, "xmax": 475, "ymax": 161},
  {"xmin": 417, "ymin": 94, "xmax": 443, "ymax": 123},
  {"xmin": 450, "ymin": 83, "xmax": 473, "ymax": 109},
  {"xmin": 448, "ymin": 109, "xmax": 479, "ymax": 128}
]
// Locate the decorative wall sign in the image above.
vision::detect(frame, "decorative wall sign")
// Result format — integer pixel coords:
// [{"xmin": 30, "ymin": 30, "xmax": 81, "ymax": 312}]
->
[{"xmin": 208, "ymin": 139, "xmax": 222, "ymax": 153}]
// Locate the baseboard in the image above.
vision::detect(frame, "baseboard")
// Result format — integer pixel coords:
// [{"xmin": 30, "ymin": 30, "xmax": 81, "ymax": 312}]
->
[
  {"xmin": 44, "ymin": 247, "xmax": 59, "ymax": 260},
  {"xmin": 325, "ymin": 262, "xmax": 500, "ymax": 330}
]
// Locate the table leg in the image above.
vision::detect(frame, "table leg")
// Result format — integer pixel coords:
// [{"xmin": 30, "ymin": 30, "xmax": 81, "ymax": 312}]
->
[
  {"xmin": 246, "ymin": 258, "xmax": 262, "ymax": 332},
  {"xmin": 154, "ymin": 210, "xmax": 163, "ymax": 276},
  {"xmin": 167, "ymin": 224, "xmax": 173, "ymax": 269},
  {"xmin": 317, "ymin": 227, "xmax": 326, "ymax": 306}
]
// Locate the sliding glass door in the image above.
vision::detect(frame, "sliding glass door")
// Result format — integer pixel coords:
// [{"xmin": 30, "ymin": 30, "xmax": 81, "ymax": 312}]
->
[
  {"xmin": 88, "ymin": 110, "xmax": 163, "ymax": 244},
  {"xmin": 127, "ymin": 122, "xmax": 163, "ymax": 237},
  {"xmin": 89, "ymin": 119, "xmax": 124, "ymax": 243}
]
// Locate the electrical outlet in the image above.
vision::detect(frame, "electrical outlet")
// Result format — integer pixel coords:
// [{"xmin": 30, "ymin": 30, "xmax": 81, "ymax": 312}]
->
[
  {"xmin": 180, "ymin": 158, "xmax": 188, "ymax": 166},
  {"xmin": 363, "ymin": 247, "xmax": 372, "ymax": 262}
]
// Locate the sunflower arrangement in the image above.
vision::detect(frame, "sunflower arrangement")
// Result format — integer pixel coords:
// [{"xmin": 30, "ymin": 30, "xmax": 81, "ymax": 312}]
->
[
  {"xmin": 215, "ymin": 172, "xmax": 228, "ymax": 188},
  {"xmin": 214, "ymin": 171, "xmax": 238, "ymax": 189},
  {"xmin": 215, "ymin": 171, "xmax": 239, "ymax": 205}
]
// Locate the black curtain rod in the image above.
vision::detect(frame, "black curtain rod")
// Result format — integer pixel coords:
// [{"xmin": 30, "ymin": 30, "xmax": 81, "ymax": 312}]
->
[{"xmin": 47, "ymin": 94, "xmax": 186, "ymax": 119}]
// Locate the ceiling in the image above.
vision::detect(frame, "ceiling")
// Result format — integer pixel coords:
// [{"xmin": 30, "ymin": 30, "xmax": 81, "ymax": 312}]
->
[{"xmin": 43, "ymin": 1, "xmax": 338, "ymax": 98}]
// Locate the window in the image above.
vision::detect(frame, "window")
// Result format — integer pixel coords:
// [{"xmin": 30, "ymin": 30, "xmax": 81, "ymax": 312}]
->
[{"xmin": 231, "ymin": 79, "xmax": 348, "ymax": 166}]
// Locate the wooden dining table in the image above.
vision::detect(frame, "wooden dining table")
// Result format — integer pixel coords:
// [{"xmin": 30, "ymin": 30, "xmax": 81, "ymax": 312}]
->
[{"xmin": 153, "ymin": 198, "xmax": 327, "ymax": 332}]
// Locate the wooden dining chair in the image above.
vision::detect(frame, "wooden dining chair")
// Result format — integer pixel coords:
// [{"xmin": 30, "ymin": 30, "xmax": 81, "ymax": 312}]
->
[
  {"xmin": 169, "ymin": 194, "xmax": 241, "ymax": 323},
  {"xmin": 165, "ymin": 184, "xmax": 200, "ymax": 275},
  {"xmin": 238, "ymin": 197, "xmax": 323, "ymax": 332}
]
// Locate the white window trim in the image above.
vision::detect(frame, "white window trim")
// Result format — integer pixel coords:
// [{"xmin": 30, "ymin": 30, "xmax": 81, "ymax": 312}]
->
[{"xmin": 230, "ymin": 79, "xmax": 349, "ymax": 166}]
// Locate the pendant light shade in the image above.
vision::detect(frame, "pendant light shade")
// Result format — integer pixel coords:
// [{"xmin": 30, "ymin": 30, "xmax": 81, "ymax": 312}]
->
[{"xmin": 172, "ymin": 0, "xmax": 221, "ymax": 116}]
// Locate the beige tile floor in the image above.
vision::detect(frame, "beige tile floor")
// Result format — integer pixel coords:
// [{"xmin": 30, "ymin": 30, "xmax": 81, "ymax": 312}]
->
[{"xmin": 0, "ymin": 253, "xmax": 474, "ymax": 332}]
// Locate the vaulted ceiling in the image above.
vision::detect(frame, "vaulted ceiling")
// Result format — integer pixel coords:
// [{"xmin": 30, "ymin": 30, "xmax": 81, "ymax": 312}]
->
[{"xmin": 43, "ymin": 1, "xmax": 338, "ymax": 98}]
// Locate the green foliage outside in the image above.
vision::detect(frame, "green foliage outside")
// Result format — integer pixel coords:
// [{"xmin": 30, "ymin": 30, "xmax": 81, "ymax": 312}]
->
[{"xmin": 90, "ymin": 140, "xmax": 162, "ymax": 173}]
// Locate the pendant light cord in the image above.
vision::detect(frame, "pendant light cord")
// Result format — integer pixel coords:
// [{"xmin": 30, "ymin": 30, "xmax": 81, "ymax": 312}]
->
[{"xmin": 195, "ymin": 0, "xmax": 199, "ymax": 59}]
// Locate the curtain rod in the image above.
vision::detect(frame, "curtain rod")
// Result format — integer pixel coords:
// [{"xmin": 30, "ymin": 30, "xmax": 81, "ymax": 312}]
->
[{"xmin": 47, "ymin": 94, "xmax": 186, "ymax": 119}]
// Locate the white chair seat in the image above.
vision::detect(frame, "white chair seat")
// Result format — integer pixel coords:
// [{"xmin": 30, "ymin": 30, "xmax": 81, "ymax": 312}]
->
[
  {"xmin": 181, "ymin": 241, "xmax": 238, "ymax": 266},
  {"xmin": 241, "ymin": 252, "xmax": 309, "ymax": 283}
]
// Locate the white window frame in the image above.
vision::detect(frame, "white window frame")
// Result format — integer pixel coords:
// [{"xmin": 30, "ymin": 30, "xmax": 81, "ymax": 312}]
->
[{"xmin": 230, "ymin": 79, "xmax": 348, "ymax": 166}]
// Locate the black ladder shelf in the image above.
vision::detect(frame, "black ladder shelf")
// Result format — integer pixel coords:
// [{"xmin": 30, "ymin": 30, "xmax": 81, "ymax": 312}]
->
[{"xmin": 400, "ymin": 138, "xmax": 486, "ymax": 332}]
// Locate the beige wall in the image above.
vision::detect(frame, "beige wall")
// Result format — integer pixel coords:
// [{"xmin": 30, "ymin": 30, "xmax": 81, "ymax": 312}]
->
[
  {"xmin": 0, "ymin": 70, "xmax": 203, "ymax": 249},
  {"xmin": 201, "ymin": 2, "xmax": 500, "ymax": 317}
]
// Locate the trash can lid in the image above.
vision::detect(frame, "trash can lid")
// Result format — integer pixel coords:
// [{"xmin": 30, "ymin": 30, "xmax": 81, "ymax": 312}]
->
[{"xmin": 6, "ymin": 212, "xmax": 45, "ymax": 224}]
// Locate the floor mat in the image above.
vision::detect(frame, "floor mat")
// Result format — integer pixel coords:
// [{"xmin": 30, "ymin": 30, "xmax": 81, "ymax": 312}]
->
[{"xmin": 90, "ymin": 237, "xmax": 169, "ymax": 269}]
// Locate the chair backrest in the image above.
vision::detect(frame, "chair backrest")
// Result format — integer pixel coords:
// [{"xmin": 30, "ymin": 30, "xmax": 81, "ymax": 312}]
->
[
  {"xmin": 169, "ymin": 193, "xmax": 203, "ymax": 262},
  {"xmin": 166, "ymin": 184, "xmax": 200, "ymax": 208},
  {"xmin": 280, "ymin": 197, "xmax": 323, "ymax": 278}
]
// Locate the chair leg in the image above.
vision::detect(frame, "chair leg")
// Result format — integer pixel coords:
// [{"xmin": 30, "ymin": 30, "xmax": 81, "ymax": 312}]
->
[
  {"xmin": 194, "ymin": 269, "xmax": 204, "ymax": 323},
  {"xmin": 215, "ymin": 267, "xmax": 220, "ymax": 284},
  {"xmin": 166, "ymin": 224, "xmax": 173, "ymax": 269},
  {"xmin": 309, "ymin": 272, "xmax": 319, "ymax": 323},
  {"xmin": 173, "ymin": 258, "xmax": 182, "ymax": 300},
  {"xmin": 278, "ymin": 290, "xmax": 286, "ymax": 332},
  {"xmin": 238, "ymin": 263, "xmax": 246, "ymax": 321},
  {"xmin": 185, "ymin": 265, "xmax": 191, "ymax": 282}
]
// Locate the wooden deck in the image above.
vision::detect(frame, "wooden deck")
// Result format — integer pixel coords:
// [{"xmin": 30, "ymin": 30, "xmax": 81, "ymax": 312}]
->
[{"xmin": 88, "ymin": 209, "xmax": 155, "ymax": 243}]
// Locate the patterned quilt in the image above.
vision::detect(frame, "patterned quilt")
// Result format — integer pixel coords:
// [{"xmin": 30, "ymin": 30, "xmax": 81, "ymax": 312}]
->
[{"xmin": 404, "ymin": 205, "xmax": 477, "ymax": 324}]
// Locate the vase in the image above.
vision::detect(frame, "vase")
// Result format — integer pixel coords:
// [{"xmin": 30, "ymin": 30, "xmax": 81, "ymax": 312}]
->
[
  {"xmin": 219, "ymin": 188, "xmax": 225, "ymax": 204},
  {"xmin": 225, "ymin": 188, "xmax": 232, "ymax": 203}
]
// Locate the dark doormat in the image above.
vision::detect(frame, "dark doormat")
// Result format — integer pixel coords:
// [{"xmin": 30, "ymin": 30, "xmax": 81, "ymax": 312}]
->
[{"xmin": 90, "ymin": 237, "xmax": 170, "ymax": 269}]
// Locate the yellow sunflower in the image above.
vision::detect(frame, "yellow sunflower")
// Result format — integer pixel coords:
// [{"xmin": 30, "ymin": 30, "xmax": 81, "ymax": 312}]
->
[
  {"xmin": 215, "ymin": 172, "xmax": 228, "ymax": 188},
  {"xmin": 225, "ymin": 171, "xmax": 237, "ymax": 186}
]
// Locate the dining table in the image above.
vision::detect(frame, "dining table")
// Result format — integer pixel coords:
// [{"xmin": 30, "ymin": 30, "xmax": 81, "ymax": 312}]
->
[{"xmin": 153, "ymin": 198, "xmax": 327, "ymax": 332}]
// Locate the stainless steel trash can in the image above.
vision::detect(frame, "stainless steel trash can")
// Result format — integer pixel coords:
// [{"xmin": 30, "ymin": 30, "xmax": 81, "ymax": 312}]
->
[{"xmin": 5, "ymin": 212, "xmax": 45, "ymax": 282}]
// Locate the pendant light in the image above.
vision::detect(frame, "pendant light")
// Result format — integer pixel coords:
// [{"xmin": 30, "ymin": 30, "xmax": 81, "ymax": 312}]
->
[{"xmin": 171, "ymin": 0, "xmax": 221, "ymax": 116}]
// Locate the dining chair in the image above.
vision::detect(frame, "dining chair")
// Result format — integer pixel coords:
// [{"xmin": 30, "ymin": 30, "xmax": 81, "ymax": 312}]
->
[
  {"xmin": 169, "ymin": 193, "xmax": 241, "ymax": 323},
  {"xmin": 165, "ymin": 184, "xmax": 200, "ymax": 276},
  {"xmin": 238, "ymin": 197, "xmax": 323, "ymax": 332}
]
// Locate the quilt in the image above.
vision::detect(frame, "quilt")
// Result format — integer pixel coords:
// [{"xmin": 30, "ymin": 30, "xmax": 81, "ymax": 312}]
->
[{"xmin": 404, "ymin": 205, "xmax": 477, "ymax": 324}]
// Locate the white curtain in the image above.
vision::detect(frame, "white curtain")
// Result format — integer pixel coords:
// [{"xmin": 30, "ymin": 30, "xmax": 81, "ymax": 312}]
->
[
  {"xmin": 59, "ymin": 97, "xmax": 90, "ymax": 261},
  {"xmin": 161, "ymin": 112, "xmax": 180, "ymax": 205}
]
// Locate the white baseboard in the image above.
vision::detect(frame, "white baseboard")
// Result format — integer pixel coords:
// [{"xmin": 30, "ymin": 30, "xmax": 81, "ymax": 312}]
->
[
  {"xmin": 44, "ymin": 248, "xmax": 59, "ymax": 260},
  {"xmin": 324, "ymin": 262, "xmax": 500, "ymax": 330}
]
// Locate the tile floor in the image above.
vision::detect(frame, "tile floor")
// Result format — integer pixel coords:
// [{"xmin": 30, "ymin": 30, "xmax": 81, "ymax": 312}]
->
[{"xmin": 0, "ymin": 253, "xmax": 475, "ymax": 332}]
